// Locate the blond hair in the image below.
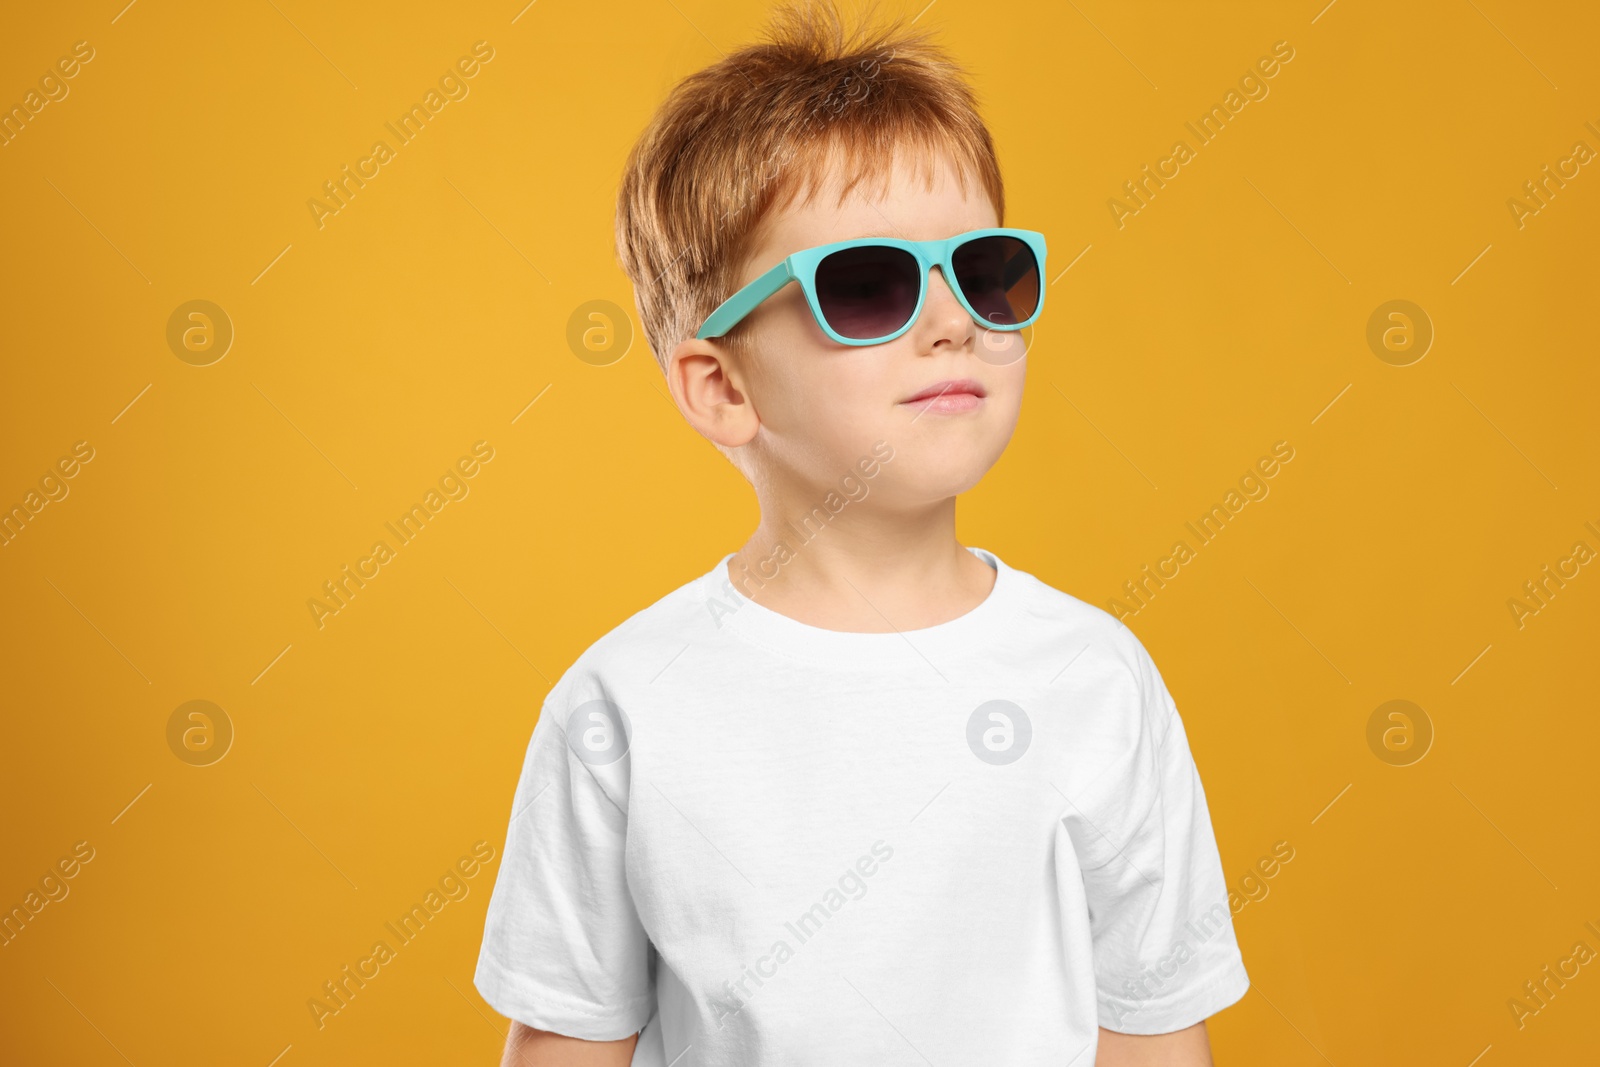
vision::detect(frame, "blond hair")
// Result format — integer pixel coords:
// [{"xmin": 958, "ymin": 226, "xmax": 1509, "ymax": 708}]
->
[{"xmin": 614, "ymin": 0, "xmax": 1005, "ymax": 368}]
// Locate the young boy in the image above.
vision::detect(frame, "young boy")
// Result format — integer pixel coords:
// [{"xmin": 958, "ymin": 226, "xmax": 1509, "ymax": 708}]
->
[{"xmin": 474, "ymin": 4, "xmax": 1249, "ymax": 1064}]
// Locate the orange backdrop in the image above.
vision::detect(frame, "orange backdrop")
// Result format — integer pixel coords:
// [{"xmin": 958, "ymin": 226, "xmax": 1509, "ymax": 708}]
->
[{"xmin": 1, "ymin": 1, "xmax": 1596, "ymax": 1064}]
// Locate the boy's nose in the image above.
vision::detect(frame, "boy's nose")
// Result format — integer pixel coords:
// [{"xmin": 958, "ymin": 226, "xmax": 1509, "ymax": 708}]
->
[{"xmin": 915, "ymin": 265, "xmax": 975, "ymax": 347}]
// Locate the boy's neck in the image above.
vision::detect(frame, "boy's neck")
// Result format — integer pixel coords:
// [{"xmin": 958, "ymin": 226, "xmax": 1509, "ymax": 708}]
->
[{"xmin": 727, "ymin": 498, "xmax": 996, "ymax": 634}]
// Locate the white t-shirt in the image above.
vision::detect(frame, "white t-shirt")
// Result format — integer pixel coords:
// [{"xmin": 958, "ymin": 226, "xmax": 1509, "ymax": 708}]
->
[{"xmin": 475, "ymin": 547, "xmax": 1249, "ymax": 1064}]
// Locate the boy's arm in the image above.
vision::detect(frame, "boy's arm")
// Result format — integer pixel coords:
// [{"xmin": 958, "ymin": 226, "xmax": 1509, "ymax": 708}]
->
[
  {"xmin": 1097, "ymin": 1022, "xmax": 1214, "ymax": 1066},
  {"xmin": 500, "ymin": 1021, "xmax": 638, "ymax": 1067}
]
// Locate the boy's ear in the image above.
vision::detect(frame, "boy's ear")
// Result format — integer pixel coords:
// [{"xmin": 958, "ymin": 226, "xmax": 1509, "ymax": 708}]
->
[{"xmin": 665, "ymin": 337, "xmax": 759, "ymax": 448}]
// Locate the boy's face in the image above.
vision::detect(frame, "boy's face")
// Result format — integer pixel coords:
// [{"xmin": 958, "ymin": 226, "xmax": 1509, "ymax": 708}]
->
[{"xmin": 725, "ymin": 149, "xmax": 1026, "ymax": 506}]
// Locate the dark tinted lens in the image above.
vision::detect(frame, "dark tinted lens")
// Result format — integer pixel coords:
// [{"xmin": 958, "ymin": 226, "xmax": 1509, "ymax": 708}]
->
[
  {"xmin": 814, "ymin": 245, "xmax": 922, "ymax": 341},
  {"xmin": 952, "ymin": 235, "xmax": 1039, "ymax": 327}
]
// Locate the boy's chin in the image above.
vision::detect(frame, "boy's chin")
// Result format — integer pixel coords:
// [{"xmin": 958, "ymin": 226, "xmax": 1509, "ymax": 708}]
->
[
  {"xmin": 902, "ymin": 433, "xmax": 1006, "ymax": 476},
  {"xmin": 881, "ymin": 459, "xmax": 997, "ymax": 503}
]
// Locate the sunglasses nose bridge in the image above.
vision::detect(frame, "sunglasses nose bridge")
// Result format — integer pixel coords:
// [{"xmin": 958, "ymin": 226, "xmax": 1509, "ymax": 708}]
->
[
  {"xmin": 915, "ymin": 259, "xmax": 981, "ymax": 339},
  {"xmin": 924, "ymin": 261, "xmax": 958, "ymax": 301}
]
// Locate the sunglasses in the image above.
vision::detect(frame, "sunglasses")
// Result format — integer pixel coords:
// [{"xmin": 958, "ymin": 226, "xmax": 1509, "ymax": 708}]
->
[{"xmin": 695, "ymin": 227, "xmax": 1048, "ymax": 347}]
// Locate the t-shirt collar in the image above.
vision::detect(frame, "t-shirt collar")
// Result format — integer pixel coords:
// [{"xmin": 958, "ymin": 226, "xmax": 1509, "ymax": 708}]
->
[{"xmin": 700, "ymin": 546, "xmax": 1012, "ymax": 666}]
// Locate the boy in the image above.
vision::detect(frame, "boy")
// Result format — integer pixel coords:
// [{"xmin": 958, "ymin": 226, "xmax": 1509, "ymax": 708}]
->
[{"xmin": 474, "ymin": 3, "xmax": 1249, "ymax": 1064}]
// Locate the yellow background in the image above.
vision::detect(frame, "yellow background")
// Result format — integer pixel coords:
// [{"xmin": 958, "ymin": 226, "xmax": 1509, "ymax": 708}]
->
[{"xmin": 2, "ymin": 0, "xmax": 1596, "ymax": 1063}]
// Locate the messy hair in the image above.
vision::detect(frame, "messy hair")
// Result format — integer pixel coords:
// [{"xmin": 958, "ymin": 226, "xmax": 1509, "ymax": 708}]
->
[{"xmin": 614, "ymin": 0, "xmax": 1005, "ymax": 369}]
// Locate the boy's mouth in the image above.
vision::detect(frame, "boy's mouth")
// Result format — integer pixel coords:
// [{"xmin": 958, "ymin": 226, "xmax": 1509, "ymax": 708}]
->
[{"xmin": 899, "ymin": 378, "xmax": 987, "ymax": 414}]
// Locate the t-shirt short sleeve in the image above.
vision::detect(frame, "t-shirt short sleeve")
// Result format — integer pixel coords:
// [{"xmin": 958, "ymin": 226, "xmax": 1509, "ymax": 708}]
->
[
  {"xmin": 1066, "ymin": 629, "xmax": 1250, "ymax": 1035},
  {"xmin": 473, "ymin": 687, "xmax": 654, "ymax": 1040}
]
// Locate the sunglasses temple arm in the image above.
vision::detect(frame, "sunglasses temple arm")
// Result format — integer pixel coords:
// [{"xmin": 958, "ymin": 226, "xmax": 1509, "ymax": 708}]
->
[{"xmin": 695, "ymin": 259, "xmax": 795, "ymax": 340}]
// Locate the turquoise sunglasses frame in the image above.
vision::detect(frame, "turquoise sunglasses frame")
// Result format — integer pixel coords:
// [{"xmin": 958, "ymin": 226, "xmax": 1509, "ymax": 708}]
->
[{"xmin": 694, "ymin": 227, "xmax": 1049, "ymax": 346}]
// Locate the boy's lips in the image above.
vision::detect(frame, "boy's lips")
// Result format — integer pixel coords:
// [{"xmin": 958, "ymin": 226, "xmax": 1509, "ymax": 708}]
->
[{"xmin": 899, "ymin": 378, "xmax": 987, "ymax": 413}]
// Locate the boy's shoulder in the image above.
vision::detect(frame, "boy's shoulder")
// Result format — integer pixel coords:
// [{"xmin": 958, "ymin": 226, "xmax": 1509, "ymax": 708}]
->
[
  {"xmin": 1003, "ymin": 557, "xmax": 1126, "ymax": 633},
  {"xmin": 1001, "ymin": 555, "xmax": 1154, "ymax": 670},
  {"xmin": 537, "ymin": 556, "xmax": 725, "ymax": 708},
  {"xmin": 998, "ymin": 550, "xmax": 1164, "ymax": 675}
]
